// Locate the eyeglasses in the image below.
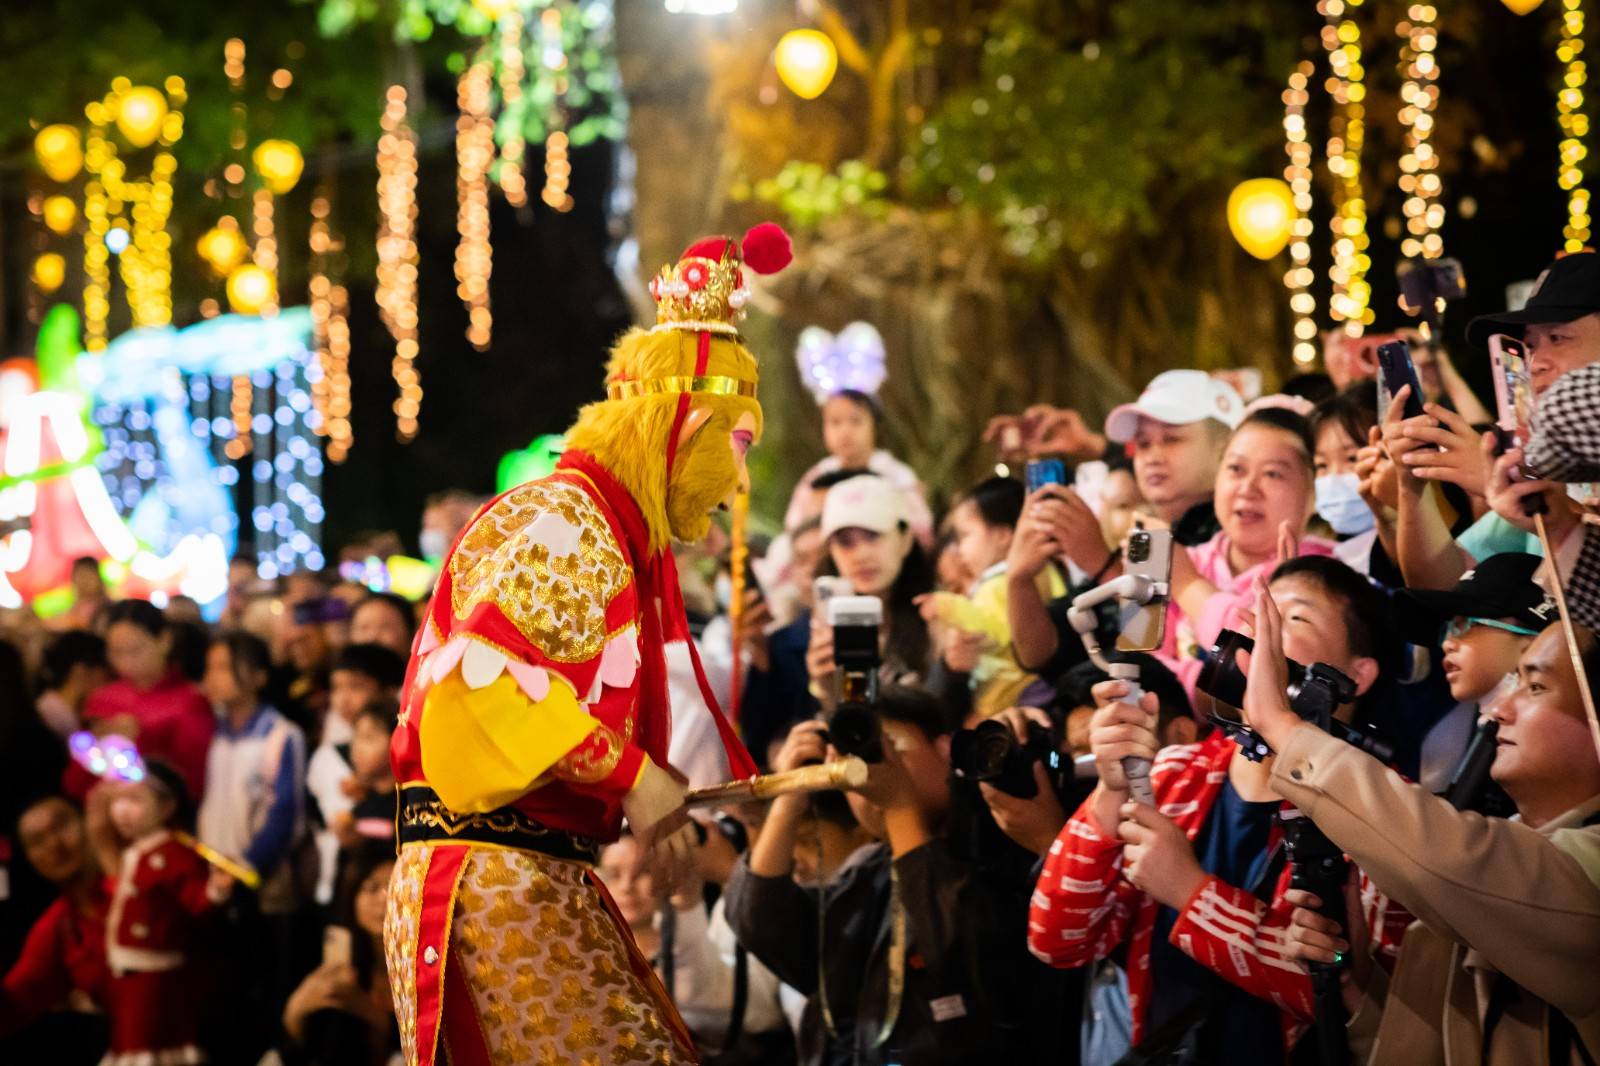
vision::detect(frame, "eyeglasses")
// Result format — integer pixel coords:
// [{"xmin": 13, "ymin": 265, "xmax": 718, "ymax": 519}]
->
[{"xmin": 1442, "ymin": 616, "xmax": 1541, "ymax": 642}]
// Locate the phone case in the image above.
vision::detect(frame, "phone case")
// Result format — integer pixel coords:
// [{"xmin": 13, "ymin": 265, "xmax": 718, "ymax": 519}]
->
[
  {"xmin": 1377, "ymin": 341, "xmax": 1426, "ymax": 422},
  {"xmin": 1116, "ymin": 527, "xmax": 1173, "ymax": 652},
  {"xmin": 1488, "ymin": 334, "xmax": 1534, "ymax": 450}
]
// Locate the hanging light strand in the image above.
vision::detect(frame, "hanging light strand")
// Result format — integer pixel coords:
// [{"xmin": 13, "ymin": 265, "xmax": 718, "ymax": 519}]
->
[
  {"xmin": 327, "ymin": 283, "xmax": 353, "ymax": 463},
  {"xmin": 224, "ymin": 39, "xmax": 252, "ymax": 460},
  {"xmin": 1560, "ymin": 0, "xmax": 1592, "ymax": 250},
  {"xmin": 309, "ymin": 194, "xmax": 332, "ymax": 435},
  {"xmin": 377, "ymin": 85, "xmax": 422, "ymax": 440},
  {"xmin": 497, "ymin": 13, "xmax": 530, "ymax": 207},
  {"xmin": 1398, "ymin": 3, "xmax": 1445, "ymax": 259},
  {"xmin": 1283, "ymin": 61, "xmax": 1318, "ymax": 365},
  {"xmin": 455, "ymin": 59, "xmax": 495, "ymax": 350},
  {"xmin": 1321, "ymin": 0, "xmax": 1373, "ymax": 335},
  {"xmin": 538, "ymin": 7, "xmax": 574, "ymax": 212}
]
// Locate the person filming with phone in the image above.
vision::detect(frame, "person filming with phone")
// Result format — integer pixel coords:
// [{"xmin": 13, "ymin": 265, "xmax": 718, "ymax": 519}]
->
[{"xmin": 1030, "ymin": 556, "xmax": 1410, "ymax": 1064}]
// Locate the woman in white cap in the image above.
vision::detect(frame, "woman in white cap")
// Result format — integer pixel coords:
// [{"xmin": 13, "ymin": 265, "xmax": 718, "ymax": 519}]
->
[{"xmin": 805, "ymin": 472, "xmax": 938, "ymax": 704}]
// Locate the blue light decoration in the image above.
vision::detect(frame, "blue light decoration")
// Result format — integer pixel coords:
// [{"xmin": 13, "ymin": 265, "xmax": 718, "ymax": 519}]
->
[{"xmin": 77, "ymin": 307, "xmax": 325, "ymax": 584}]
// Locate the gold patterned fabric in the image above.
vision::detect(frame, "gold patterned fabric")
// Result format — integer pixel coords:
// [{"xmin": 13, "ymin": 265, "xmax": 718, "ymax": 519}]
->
[
  {"xmin": 447, "ymin": 847, "xmax": 693, "ymax": 1066},
  {"xmin": 385, "ymin": 845, "xmax": 427, "ymax": 1064},
  {"xmin": 448, "ymin": 480, "xmax": 629, "ymax": 664}
]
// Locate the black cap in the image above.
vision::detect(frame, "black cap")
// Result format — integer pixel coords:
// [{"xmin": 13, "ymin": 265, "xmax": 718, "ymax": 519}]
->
[
  {"xmin": 1467, "ymin": 251, "xmax": 1600, "ymax": 346},
  {"xmin": 1397, "ymin": 552, "xmax": 1557, "ymax": 638}
]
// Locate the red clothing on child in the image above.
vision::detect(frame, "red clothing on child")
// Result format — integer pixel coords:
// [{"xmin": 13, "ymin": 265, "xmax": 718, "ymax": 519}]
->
[
  {"xmin": 67, "ymin": 670, "xmax": 215, "ymax": 800},
  {"xmin": 104, "ymin": 831, "xmax": 218, "ymax": 1066},
  {"xmin": 0, "ymin": 886, "xmax": 110, "ymax": 1036}
]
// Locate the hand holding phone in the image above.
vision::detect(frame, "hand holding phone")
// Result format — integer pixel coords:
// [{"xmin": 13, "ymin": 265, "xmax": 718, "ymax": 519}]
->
[{"xmin": 1376, "ymin": 340, "xmax": 1427, "ymax": 424}]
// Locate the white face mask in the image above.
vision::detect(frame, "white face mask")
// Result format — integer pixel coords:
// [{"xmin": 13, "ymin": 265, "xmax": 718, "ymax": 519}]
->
[
  {"xmin": 713, "ymin": 573, "xmax": 733, "ymax": 613},
  {"xmin": 419, "ymin": 529, "xmax": 449, "ymax": 564},
  {"xmin": 1314, "ymin": 473, "xmax": 1376, "ymax": 536}
]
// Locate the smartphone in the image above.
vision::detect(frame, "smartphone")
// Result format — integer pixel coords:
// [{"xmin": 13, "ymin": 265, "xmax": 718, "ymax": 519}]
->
[
  {"xmin": 1488, "ymin": 333, "xmax": 1535, "ymax": 456},
  {"xmin": 1025, "ymin": 458, "xmax": 1067, "ymax": 494},
  {"xmin": 1376, "ymin": 339, "xmax": 1427, "ymax": 422},
  {"xmin": 1116, "ymin": 525, "xmax": 1173, "ymax": 652},
  {"xmin": 322, "ymin": 925, "xmax": 352, "ymax": 968}
]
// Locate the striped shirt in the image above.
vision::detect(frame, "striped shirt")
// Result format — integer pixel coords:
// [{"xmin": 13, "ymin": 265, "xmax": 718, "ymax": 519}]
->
[{"xmin": 1028, "ymin": 731, "xmax": 1410, "ymax": 1057}]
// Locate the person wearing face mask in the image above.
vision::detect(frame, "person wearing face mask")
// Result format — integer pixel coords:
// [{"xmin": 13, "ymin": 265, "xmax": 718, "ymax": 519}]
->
[
  {"xmin": 417, "ymin": 490, "xmax": 482, "ymax": 567},
  {"xmin": 1311, "ymin": 386, "xmax": 1396, "ymax": 581}
]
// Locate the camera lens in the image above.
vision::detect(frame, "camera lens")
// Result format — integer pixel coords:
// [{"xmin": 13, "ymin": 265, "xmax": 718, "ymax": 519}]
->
[
  {"xmin": 968, "ymin": 720, "xmax": 1017, "ymax": 780},
  {"xmin": 1128, "ymin": 532, "xmax": 1149, "ymax": 564}
]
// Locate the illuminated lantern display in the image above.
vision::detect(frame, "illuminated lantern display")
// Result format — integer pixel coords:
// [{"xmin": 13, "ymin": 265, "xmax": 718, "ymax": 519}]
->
[
  {"xmin": 34, "ymin": 125, "xmax": 83, "ymax": 182},
  {"xmin": 1227, "ymin": 178, "xmax": 1296, "ymax": 260},
  {"xmin": 252, "ymin": 139, "xmax": 305, "ymax": 195},
  {"xmin": 774, "ymin": 29, "xmax": 838, "ymax": 100},
  {"xmin": 197, "ymin": 220, "xmax": 250, "ymax": 275},
  {"xmin": 226, "ymin": 264, "xmax": 277, "ymax": 315},
  {"xmin": 42, "ymin": 196, "xmax": 78, "ymax": 236},
  {"xmin": 31, "ymin": 254, "xmax": 67, "ymax": 294},
  {"xmin": 114, "ymin": 85, "xmax": 169, "ymax": 148}
]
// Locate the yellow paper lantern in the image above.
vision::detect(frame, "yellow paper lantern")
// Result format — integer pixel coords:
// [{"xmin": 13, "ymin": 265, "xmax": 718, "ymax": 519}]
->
[
  {"xmin": 32, "ymin": 253, "xmax": 67, "ymax": 294},
  {"xmin": 1227, "ymin": 178, "xmax": 1297, "ymax": 260},
  {"xmin": 42, "ymin": 195, "xmax": 78, "ymax": 235},
  {"xmin": 226, "ymin": 264, "xmax": 276, "ymax": 315},
  {"xmin": 1501, "ymin": 0, "xmax": 1544, "ymax": 13},
  {"xmin": 34, "ymin": 125, "xmax": 83, "ymax": 183},
  {"xmin": 774, "ymin": 29, "xmax": 838, "ymax": 100},
  {"xmin": 115, "ymin": 86, "xmax": 169, "ymax": 148},
  {"xmin": 252, "ymin": 139, "xmax": 305, "ymax": 195},
  {"xmin": 472, "ymin": 0, "xmax": 517, "ymax": 18},
  {"xmin": 197, "ymin": 221, "xmax": 250, "ymax": 275}
]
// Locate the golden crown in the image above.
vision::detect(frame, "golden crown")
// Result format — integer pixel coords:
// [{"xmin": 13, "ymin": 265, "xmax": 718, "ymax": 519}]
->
[{"xmin": 647, "ymin": 252, "xmax": 750, "ymax": 336}]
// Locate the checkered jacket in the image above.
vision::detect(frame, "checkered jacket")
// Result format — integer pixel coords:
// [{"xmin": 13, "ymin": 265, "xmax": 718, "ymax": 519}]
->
[
  {"xmin": 1523, "ymin": 363, "xmax": 1600, "ymax": 628},
  {"xmin": 1027, "ymin": 731, "xmax": 1411, "ymax": 1057}
]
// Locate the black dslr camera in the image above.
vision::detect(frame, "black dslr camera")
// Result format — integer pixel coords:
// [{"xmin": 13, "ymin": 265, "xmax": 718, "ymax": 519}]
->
[
  {"xmin": 820, "ymin": 594, "xmax": 885, "ymax": 762},
  {"xmin": 1195, "ymin": 629, "xmax": 1393, "ymax": 763},
  {"xmin": 1397, "ymin": 256, "xmax": 1466, "ymax": 330},
  {"xmin": 950, "ymin": 718, "xmax": 1066, "ymax": 799}
]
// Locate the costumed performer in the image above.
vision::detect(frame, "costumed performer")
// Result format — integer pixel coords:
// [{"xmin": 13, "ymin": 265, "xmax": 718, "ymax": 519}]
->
[{"xmin": 383, "ymin": 223, "xmax": 791, "ymax": 1066}]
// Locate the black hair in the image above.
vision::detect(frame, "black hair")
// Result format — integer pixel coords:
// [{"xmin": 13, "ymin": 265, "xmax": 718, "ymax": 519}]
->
[
  {"xmin": 1310, "ymin": 383, "xmax": 1380, "ymax": 456},
  {"xmin": 810, "ymin": 466, "xmax": 875, "ymax": 492},
  {"xmin": 333, "ymin": 643, "xmax": 408, "ymax": 689},
  {"xmin": 1053, "ymin": 652, "xmax": 1194, "ymax": 734},
  {"xmin": 1269, "ymin": 555, "xmax": 1396, "ymax": 669},
  {"xmin": 1281, "ymin": 372, "xmax": 1338, "ymax": 407},
  {"xmin": 1575, "ymin": 625, "xmax": 1600, "ymax": 701},
  {"xmin": 355, "ymin": 592, "xmax": 415, "ymax": 635},
  {"xmin": 354, "ymin": 698, "xmax": 399, "ymax": 734},
  {"xmin": 824, "ymin": 388, "xmax": 882, "ymax": 427},
  {"xmin": 1233, "ymin": 406, "xmax": 1316, "ymax": 471},
  {"xmin": 332, "ymin": 838, "xmax": 397, "ymax": 987},
  {"xmin": 166, "ymin": 622, "xmax": 209, "ymax": 684},
  {"xmin": 142, "ymin": 757, "xmax": 195, "ymax": 828},
  {"xmin": 957, "ymin": 476, "xmax": 1025, "ymax": 531},
  {"xmin": 102, "ymin": 599, "xmax": 166, "ymax": 638},
  {"xmin": 808, "ymin": 788, "xmax": 860, "ymax": 831},
  {"xmin": 212, "ymin": 631, "xmax": 272, "ymax": 693},
  {"xmin": 875, "ymin": 683, "xmax": 955, "ymax": 739},
  {"xmin": 41, "ymin": 631, "xmax": 106, "ymax": 691}
]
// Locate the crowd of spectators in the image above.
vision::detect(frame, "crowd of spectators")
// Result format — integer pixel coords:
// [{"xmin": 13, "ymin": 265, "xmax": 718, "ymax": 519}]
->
[{"xmin": 8, "ymin": 250, "xmax": 1600, "ymax": 1065}]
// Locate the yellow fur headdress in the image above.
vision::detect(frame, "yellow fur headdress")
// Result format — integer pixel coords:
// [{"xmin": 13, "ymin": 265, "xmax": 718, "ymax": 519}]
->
[{"xmin": 563, "ymin": 223, "xmax": 793, "ymax": 552}]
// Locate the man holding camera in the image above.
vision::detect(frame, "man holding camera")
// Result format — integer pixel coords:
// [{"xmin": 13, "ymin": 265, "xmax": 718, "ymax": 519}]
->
[
  {"xmin": 1029, "ymin": 557, "xmax": 1411, "ymax": 1062},
  {"xmin": 1250, "ymin": 581, "xmax": 1600, "ymax": 1065},
  {"xmin": 724, "ymin": 688, "xmax": 1073, "ymax": 1065}
]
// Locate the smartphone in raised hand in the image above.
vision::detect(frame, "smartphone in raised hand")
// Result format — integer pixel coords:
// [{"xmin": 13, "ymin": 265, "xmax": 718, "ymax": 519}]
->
[
  {"xmin": 1376, "ymin": 339, "xmax": 1427, "ymax": 422},
  {"xmin": 1116, "ymin": 525, "xmax": 1173, "ymax": 652},
  {"xmin": 1488, "ymin": 334, "xmax": 1535, "ymax": 456}
]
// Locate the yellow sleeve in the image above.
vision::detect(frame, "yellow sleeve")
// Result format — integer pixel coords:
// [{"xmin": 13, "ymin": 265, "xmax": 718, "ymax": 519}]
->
[{"xmin": 419, "ymin": 671, "xmax": 598, "ymax": 813}]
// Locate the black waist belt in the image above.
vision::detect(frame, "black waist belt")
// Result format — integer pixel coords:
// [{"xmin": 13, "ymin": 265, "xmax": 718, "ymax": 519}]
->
[{"xmin": 397, "ymin": 786, "xmax": 600, "ymax": 864}]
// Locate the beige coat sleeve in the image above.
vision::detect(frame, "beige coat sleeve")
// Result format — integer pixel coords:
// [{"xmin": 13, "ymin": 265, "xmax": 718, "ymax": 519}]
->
[{"xmin": 1267, "ymin": 724, "xmax": 1600, "ymax": 1018}]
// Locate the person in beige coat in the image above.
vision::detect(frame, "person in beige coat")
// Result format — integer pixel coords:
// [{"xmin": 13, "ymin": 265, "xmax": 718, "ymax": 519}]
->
[{"xmin": 1240, "ymin": 578, "xmax": 1600, "ymax": 1065}]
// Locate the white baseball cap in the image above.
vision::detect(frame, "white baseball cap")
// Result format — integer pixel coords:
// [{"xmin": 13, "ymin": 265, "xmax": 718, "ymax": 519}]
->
[
  {"xmin": 1103, "ymin": 369, "xmax": 1244, "ymax": 444},
  {"xmin": 820, "ymin": 474, "xmax": 908, "ymax": 540}
]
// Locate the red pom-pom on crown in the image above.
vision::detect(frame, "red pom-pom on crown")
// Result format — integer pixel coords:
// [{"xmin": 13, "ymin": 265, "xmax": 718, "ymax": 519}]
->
[{"xmin": 741, "ymin": 222, "xmax": 792, "ymax": 275}]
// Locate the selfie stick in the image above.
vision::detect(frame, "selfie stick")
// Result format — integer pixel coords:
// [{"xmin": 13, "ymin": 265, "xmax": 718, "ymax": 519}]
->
[
  {"xmin": 682, "ymin": 757, "xmax": 870, "ymax": 808},
  {"xmin": 1068, "ymin": 574, "xmax": 1164, "ymax": 806},
  {"xmin": 1533, "ymin": 514, "xmax": 1600, "ymax": 758}
]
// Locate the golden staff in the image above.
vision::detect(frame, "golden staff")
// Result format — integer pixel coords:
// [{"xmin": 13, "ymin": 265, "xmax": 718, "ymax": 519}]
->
[
  {"xmin": 683, "ymin": 757, "xmax": 868, "ymax": 808},
  {"xmin": 173, "ymin": 830, "xmax": 261, "ymax": 890},
  {"xmin": 1534, "ymin": 512, "xmax": 1600, "ymax": 757}
]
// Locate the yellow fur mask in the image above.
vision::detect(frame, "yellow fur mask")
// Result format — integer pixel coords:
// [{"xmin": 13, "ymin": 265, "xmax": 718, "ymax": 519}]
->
[{"xmin": 563, "ymin": 327, "xmax": 762, "ymax": 553}]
